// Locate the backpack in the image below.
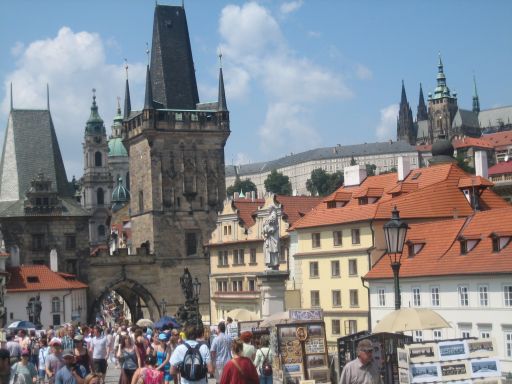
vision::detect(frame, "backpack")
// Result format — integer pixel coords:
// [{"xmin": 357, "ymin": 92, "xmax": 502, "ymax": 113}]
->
[
  {"xmin": 179, "ymin": 342, "xmax": 208, "ymax": 381},
  {"xmin": 143, "ymin": 368, "xmax": 163, "ymax": 384},
  {"xmin": 260, "ymin": 349, "xmax": 273, "ymax": 377}
]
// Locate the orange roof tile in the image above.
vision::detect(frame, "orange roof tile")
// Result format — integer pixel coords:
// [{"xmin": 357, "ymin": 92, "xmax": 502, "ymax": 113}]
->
[
  {"xmin": 365, "ymin": 207, "xmax": 512, "ymax": 280},
  {"xmin": 323, "ymin": 191, "xmax": 352, "ymax": 203},
  {"xmin": 233, "ymin": 198, "xmax": 265, "ymax": 228},
  {"xmin": 353, "ymin": 187, "xmax": 384, "ymax": 198},
  {"xmin": 488, "ymin": 161, "xmax": 512, "ymax": 176},
  {"xmin": 387, "ymin": 182, "xmax": 419, "ymax": 195},
  {"xmin": 457, "ymin": 176, "xmax": 494, "ymax": 189},
  {"xmin": 481, "ymin": 131, "xmax": 512, "ymax": 147},
  {"xmin": 6, "ymin": 265, "xmax": 88, "ymax": 292},
  {"xmin": 275, "ymin": 195, "xmax": 323, "ymax": 226},
  {"xmin": 452, "ymin": 137, "xmax": 494, "ymax": 150}
]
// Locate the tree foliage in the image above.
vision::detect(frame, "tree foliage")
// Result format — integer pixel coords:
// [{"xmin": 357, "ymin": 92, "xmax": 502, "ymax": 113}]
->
[
  {"xmin": 365, "ymin": 163, "xmax": 377, "ymax": 176},
  {"xmin": 226, "ymin": 177, "xmax": 257, "ymax": 198},
  {"xmin": 264, "ymin": 170, "xmax": 292, "ymax": 195},
  {"xmin": 306, "ymin": 168, "xmax": 344, "ymax": 196}
]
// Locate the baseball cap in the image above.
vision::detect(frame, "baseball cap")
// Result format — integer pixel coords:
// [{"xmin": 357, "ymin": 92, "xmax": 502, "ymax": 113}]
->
[
  {"xmin": 62, "ymin": 349, "xmax": 74, "ymax": 358},
  {"xmin": 49, "ymin": 337, "xmax": 62, "ymax": 346},
  {"xmin": 158, "ymin": 333, "xmax": 169, "ymax": 341}
]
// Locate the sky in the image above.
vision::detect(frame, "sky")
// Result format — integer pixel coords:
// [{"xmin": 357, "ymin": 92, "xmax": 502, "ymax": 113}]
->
[{"xmin": 1, "ymin": 1, "xmax": 512, "ymax": 179}]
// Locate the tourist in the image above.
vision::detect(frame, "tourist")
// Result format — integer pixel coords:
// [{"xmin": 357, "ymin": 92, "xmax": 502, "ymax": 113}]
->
[
  {"xmin": 61, "ymin": 326, "xmax": 76, "ymax": 351},
  {"xmin": 253, "ymin": 335, "xmax": 273, "ymax": 384},
  {"xmin": 89, "ymin": 326, "xmax": 109, "ymax": 376},
  {"xmin": 6, "ymin": 332, "xmax": 22, "ymax": 365},
  {"xmin": 170, "ymin": 324, "xmax": 212, "ymax": 384},
  {"xmin": 46, "ymin": 338, "xmax": 64, "ymax": 384},
  {"xmin": 210, "ymin": 321, "xmax": 231, "ymax": 382},
  {"xmin": 339, "ymin": 339, "xmax": 382, "ymax": 384},
  {"xmin": 219, "ymin": 338, "xmax": 259, "ymax": 384},
  {"xmin": 38, "ymin": 337, "xmax": 50, "ymax": 383},
  {"xmin": 117, "ymin": 334, "xmax": 141, "ymax": 384},
  {"xmin": 131, "ymin": 354, "xmax": 163, "ymax": 384},
  {"xmin": 84, "ymin": 373, "xmax": 101, "ymax": 384},
  {"xmin": 0, "ymin": 348, "xmax": 11, "ymax": 383},
  {"xmin": 240, "ymin": 332, "xmax": 256, "ymax": 361},
  {"xmin": 11, "ymin": 348, "xmax": 38, "ymax": 384},
  {"xmin": 134, "ymin": 329, "xmax": 148, "ymax": 367},
  {"xmin": 54, "ymin": 349, "xmax": 86, "ymax": 384},
  {"xmin": 154, "ymin": 333, "xmax": 172, "ymax": 384},
  {"xmin": 74, "ymin": 334, "xmax": 92, "ymax": 375}
]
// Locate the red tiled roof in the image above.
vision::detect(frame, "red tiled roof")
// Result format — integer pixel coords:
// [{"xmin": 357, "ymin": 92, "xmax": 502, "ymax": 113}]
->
[
  {"xmin": 482, "ymin": 131, "xmax": 512, "ymax": 147},
  {"xmin": 323, "ymin": 191, "xmax": 352, "ymax": 203},
  {"xmin": 352, "ymin": 187, "xmax": 384, "ymax": 198},
  {"xmin": 416, "ymin": 144, "xmax": 432, "ymax": 152},
  {"xmin": 488, "ymin": 161, "xmax": 512, "ymax": 176},
  {"xmin": 292, "ymin": 163, "xmax": 508, "ymax": 229},
  {"xmin": 452, "ymin": 137, "xmax": 494, "ymax": 150},
  {"xmin": 365, "ymin": 207, "xmax": 512, "ymax": 279},
  {"xmin": 387, "ymin": 182, "xmax": 419, "ymax": 195},
  {"xmin": 6, "ymin": 265, "xmax": 88, "ymax": 292},
  {"xmin": 233, "ymin": 198, "xmax": 265, "ymax": 228},
  {"xmin": 457, "ymin": 176, "xmax": 494, "ymax": 189},
  {"xmin": 275, "ymin": 195, "xmax": 323, "ymax": 226}
]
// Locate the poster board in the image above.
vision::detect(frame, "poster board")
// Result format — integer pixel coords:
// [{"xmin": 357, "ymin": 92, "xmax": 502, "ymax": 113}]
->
[
  {"xmin": 397, "ymin": 338, "xmax": 500, "ymax": 383},
  {"xmin": 277, "ymin": 321, "xmax": 330, "ymax": 383}
]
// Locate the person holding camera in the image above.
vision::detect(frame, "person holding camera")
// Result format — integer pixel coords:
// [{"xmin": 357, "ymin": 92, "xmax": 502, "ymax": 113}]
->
[{"xmin": 54, "ymin": 349, "xmax": 86, "ymax": 384}]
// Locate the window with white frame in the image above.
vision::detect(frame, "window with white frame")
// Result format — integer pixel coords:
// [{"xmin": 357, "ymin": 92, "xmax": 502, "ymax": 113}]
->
[
  {"xmin": 332, "ymin": 319, "xmax": 341, "ymax": 335},
  {"xmin": 504, "ymin": 285, "xmax": 512, "ymax": 307},
  {"xmin": 349, "ymin": 289, "xmax": 359, "ymax": 307},
  {"xmin": 433, "ymin": 330, "xmax": 442, "ymax": 340},
  {"xmin": 248, "ymin": 279, "xmax": 256, "ymax": 291},
  {"xmin": 232, "ymin": 280, "xmax": 243, "ymax": 292},
  {"xmin": 312, "ymin": 233, "xmax": 321, "ymax": 248},
  {"xmin": 310, "ymin": 262, "xmax": 319, "ymax": 278},
  {"xmin": 333, "ymin": 231, "xmax": 342, "ymax": 246},
  {"xmin": 414, "ymin": 331, "xmax": 423, "ymax": 342},
  {"xmin": 480, "ymin": 330, "xmax": 491, "ymax": 339},
  {"xmin": 345, "ymin": 320, "xmax": 357, "ymax": 335},
  {"xmin": 311, "ymin": 291, "xmax": 320, "ymax": 308},
  {"xmin": 458, "ymin": 286, "xmax": 469, "ymax": 307},
  {"xmin": 348, "ymin": 259, "xmax": 358, "ymax": 276},
  {"xmin": 431, "ymin": 287, "xmax": 440, "ymax": 306},
  {"xmin": 461, "ymin": 330, "xmax": 471, "ymax": 339},
  {"xmin": 331, "ymin": 260, "xmax": 340, "ymax": 277},
  {"xmin": 351, "ymin": 228, "xmax": 360, "ymax": 244},
  {"xmin": 506, "ymin": 331, "xmax": 512, "ymax": 358},
  {"xmin": 332, "ymin": 290, "xmax": 341, "ymax": 307},
  {"xmin": 217, "ymin": 280, "xmax": 228, "ymax": 292},
  {"xmin": 378, "ymin": 288, "xmax": 386, "ymax": 307},
  {"xmin": 412, "ymin": 287, "xmax": 421, "ymax": 307},
  {"xmin": 479, "ymin": 285, "xmax": 489, "ymax": 307}
]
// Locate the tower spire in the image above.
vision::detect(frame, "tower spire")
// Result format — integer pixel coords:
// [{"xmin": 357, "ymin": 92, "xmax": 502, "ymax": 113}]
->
[
  {"xmin": 400, "ymin": 80, "xmax": 407, "ymax": 104},
  {"xmin": 417, "ymin": 83, "xmax": 428, "ymax": 121},
  {"xmin": 397, "ymin": 80, "xmax": 415, "ymax": 145},
  {"xmin": 144, "ymin": 65, "xmax": 154, "ymax": 110},
  {"xmin": 47, "ymin": 83, "xmax": 50, "ymax": 110},
  {"xmin": 123, "ymin": 59, "xmax": 131, "ymax": 119},
  {"xmin": 217, "ymin": 53, "xmax": 227, "ymax": 112},
  {"xmin": 10, "ymin": 83, "xmax": 13, "ymax": 111},
  {"xmin": 472, "ymin": 75, "xmax": 480, "ymax": 113}
]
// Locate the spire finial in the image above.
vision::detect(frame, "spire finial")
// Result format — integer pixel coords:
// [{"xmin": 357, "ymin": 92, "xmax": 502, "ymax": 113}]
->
[
  {"xmin": 145, "ymin": 43, "xmax": 150, "ymax": 66},
  {"xmin": 472, "ymin": 74, "xmax": 480, "ymax": 113},
  {"xmin": 117, "ymin": 96, "xmax": 121, "ymax": 113},
  {"xmin": 10, "ymin": 82, "xmax": 13, "ymax": 111},
  {"xmin": 218, "ymin": 51, "xmax": 223, "ymax": 68},
  {"xmin": 46, "ymin": 84, "xmax": 50, "ymax": 110},
  {"xmin": 124, "ymin": 58, "xmax": 129, "ymax": 80}
]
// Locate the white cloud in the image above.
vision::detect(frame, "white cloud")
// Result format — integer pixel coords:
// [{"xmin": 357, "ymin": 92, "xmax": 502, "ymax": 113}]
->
[
  {"xmin": 233, "ymin": 152, "xmax": 252, "ymax": 166},
  {"xmin": 1, "ymin": 27, "xmax": 146, "ymax": 178},
  {"xmin": 355, "ymin": 64, "xmax": 373, "ymax": 80},
  {"xmin": 376, "ymin": 104, "xmax": 399, "ymax": 141},
  {"xmin": 218, "ymin": 2, "xmax": 351, "ymax": 153},
  {"xmin": 280, "ymin": 0, "xmax": 304, "ymax": 14},
  {"xmin": 308, "ymin": 30, "xmax": 321, "ymax": 38}
]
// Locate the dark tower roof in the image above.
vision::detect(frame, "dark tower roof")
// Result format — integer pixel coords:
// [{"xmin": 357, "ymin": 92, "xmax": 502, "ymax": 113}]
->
[
  {"xmin": 85, "ymin": 90, "xmax": 106, "ymax": 136},
  {"xmin": 472, "ymin": 75, "xmax": 480, "ymax": 114},
  {"xmin": 400, "ymin": 80, "xmax": 407, "ymax": 104},
  {"xmin": 397, "ymin": 81, "xmax": 416, "ymax": 145},
  {"xmin": 0, "ymin": 109, "xmax": 72, "ymax": 201},
  {"xmin": 144, "ymin": 65, "xmax": 154, "ymax": 110},
  {"xmin": 217, "ymin": 64, "xmax": 227, "ymax": 112},
  {"xmin": 124, "ymin": 78, "xmax": 131, "ymax": 119},
  {"xmin": 417, "ymin": 83, "xmax": 428, "ymax": 121},
  {"xmin": 150, "ymin": 5, "xmax": 199, "ymax": 110}
]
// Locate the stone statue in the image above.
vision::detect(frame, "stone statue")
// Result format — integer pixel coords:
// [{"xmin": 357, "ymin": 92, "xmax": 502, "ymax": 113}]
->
[
  {"xmin": 263, "ymin": 206, "xmax": 280, "ymax": 270},
  {"xmin": 33, "ymin": 294, "xmax": 42, "ymax": 326},
  {"xmin": 180, "ymin": 268, "xmax": 194, "ymax": 302}
]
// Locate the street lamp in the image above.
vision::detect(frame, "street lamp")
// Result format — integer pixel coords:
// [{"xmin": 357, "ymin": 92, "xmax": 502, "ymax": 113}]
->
[
  {"xmin": 159, "ymin": 298, "xmax": 167, "ymax": 316},
  {"xmin": 383, "ymin": 206, "xmax": 409, "ymax": 310},
  {"xmin": 193, "ymin": 278, "xmax": 201, "ymax": 302}
]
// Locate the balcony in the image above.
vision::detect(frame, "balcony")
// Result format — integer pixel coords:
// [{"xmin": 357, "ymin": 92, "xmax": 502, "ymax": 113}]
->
[{"xmin": 212, "ymin": 290, "xmax": 260, "ymax": 300}]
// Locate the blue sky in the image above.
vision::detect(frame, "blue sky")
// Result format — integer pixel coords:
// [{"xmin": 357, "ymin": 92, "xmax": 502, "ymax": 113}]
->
[{"xmin": 1, "ymin": 1, "xmax": 511, "ymax": 179}]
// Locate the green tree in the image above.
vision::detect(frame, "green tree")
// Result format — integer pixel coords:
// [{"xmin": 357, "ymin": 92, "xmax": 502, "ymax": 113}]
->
[
  {"xmin": 456, "ymin": 154, "xmax": 475, "ymax": 174},
  {"xmin": 264, "ymin": 170, "xmax": 292, "ymax": 195},
  {"xmin": 226, "ymin": 176, "xmax": 257, "ymax": 198},
  {"xmin": 306, "ymin": 169, "xmax": 344, "ymax": 196},
  {"xmin": 365, "ymin": 163, "xmax": 377, "ymax": 176},
  {"xmin": 350, "ymin": 156, "xmax": 357, "ymax": 166}
]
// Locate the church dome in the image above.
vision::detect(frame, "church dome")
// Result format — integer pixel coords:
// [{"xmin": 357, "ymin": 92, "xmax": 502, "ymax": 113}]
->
[
  {"xmin": 112, "ymin": 177, "xmax": 130, "ymax": 212},
  {"xmin": 108, "ymin": 138, "xmax": 128, "ymax": 157},
  {"xmin": 430, "ymin": 139, "xmax": 457, "ymax": 165}
]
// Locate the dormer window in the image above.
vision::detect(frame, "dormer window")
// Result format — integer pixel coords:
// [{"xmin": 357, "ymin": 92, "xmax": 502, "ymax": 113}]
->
[
  {"xmin": 490, "ymin": 232, "xmax": 512, "ymax": 252},
  {"xmin": 359, "ymin": 197, "xmax": 368, "ymax": 205},
  {"xmin": 460, "ymin": 240, "xmax": 467, "ymax": 255},
  {"xmin": 27, "ymin": 276, "xmax": 39, "ymax": 283},
  {"xmin": 406, "ymin": 239, "xmax": 425, "ymax": 258},
  {"xmin": 458, "ymin": 235, "xmax": 481, "ymax": 255}
]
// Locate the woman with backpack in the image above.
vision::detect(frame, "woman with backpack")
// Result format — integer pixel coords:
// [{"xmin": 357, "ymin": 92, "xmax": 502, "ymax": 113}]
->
[
  {"xmin": 131, "ymin": 354, "xmax": 164, "ymax": 384},
  {"xmin": 253, "ymin": 336, "xmax": 274, "ymax": 384},
  {"xmin": 219, "ymin": 338, "xmax": 259, "ymax": 384}
]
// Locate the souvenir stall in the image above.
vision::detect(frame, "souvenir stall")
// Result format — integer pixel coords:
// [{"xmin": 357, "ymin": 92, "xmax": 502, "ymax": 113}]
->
[{"xmin": 238, "ymin": 320, "xmax": 270, "ymax": 348}]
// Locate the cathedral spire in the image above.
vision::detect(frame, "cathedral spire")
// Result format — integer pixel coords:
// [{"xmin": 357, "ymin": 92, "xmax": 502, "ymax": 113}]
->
[
  {"xmin": 144, "ymin": 65, "xmax": 154, "ymax": 110},
  {"xmin": 417, "ymin": 83, "xmax": 428, "ymax": 121},
  {"xmin": 85, "ymin": 88, "xmax": 105, "ymax": 136},
  {"xmin": 46, "ymin": 84, "xmax": 50, "ymax": 110},
  {"xmin": 472, "ymin": 75, "xmax": 480, "ymax": 114},
  {"xmin": 10, "ymin": 83, "xmax": 13, "ymax": 111},
  {"xmin": 217, "ymin": 53, "xmax": 227, "ymax": 112},
  {"xmin": 397, "ymin": 80, "xmax": 415, "ymax": 145},
  {"xmin": 123, "ymin": 59, "xmax": 131, "ymax": 119},
  {"xmin": 400, "ymin": 80, "xmax": 407, "ymax": 104}
]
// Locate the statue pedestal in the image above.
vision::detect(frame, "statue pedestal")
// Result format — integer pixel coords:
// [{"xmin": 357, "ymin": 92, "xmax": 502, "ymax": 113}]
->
[{"xmin": 258, "ymin": 270, "xmax": 289, "ymax": 318}]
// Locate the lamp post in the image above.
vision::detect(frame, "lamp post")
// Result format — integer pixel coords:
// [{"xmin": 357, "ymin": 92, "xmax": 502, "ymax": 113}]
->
[
  {"xmin": 383, "ymin": 207, "xmax": 409, "ymax": 310},
  {"xmin": 159, "ymin": 298, "xmax": 167, "ymax": 316},
  {"xmin": 192, "ymin": 278, "xmax": 201, "ymax": 327}
]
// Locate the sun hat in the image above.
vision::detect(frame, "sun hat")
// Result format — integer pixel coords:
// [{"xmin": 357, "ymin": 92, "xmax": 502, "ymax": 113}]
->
[
  {"xmin": 158, "ymin": 333, "xmax": 169, "ymax": 341},
  {"xmin": 73, "ymin": 334, "xmax": 84, "ymax": 341}
]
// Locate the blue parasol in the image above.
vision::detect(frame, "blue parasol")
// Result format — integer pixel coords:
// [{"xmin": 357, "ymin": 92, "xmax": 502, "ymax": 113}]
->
[{"xmin": 154, "ymin": 315, "xmax": 181, "ymax": 329}]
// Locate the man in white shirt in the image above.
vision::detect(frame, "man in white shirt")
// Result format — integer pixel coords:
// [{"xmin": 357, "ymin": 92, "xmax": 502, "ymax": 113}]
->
[{"xmin": 89, "ymin": 326, "xmax": 109, "ymax": 376}]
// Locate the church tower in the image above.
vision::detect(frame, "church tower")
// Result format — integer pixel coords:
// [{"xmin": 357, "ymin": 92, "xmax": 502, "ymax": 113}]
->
[
  {"xmin": 472, "ymin": 76, "xmax": 480, "ymax": 114},
  {"xmin": 82, "ymin": 90, "xmax": 113, "ymax": 246},
  {"xmin": 427, "ymin": 54, "xmax": 458, "ymax": 142},
  {"xmin": 397, "ymin": 81, "xmax": 416, "ymax": 145},
  {"xmin": 417, "ymin": 83, "xmax": 428, "ymax": 121},
  {"xmin": 122, "ymin": 4, "xmax": 230, "ymax": 314}
]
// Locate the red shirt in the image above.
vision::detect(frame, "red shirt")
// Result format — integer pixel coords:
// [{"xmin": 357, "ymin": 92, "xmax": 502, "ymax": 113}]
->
[{"xmin": 220, "ymin": 356, "xmax": 259, "ymax": 384}]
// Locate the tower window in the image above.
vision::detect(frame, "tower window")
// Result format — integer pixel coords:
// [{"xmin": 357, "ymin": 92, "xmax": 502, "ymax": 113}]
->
[
  {"xmin": 186, "ymin": 233, "xmax": 197, "ymax": 256},
  {"xmin": 98, "ymin": 225, "xmax": 106, "ymax": 237},
  {"xmin": 139, "ymin": 191, "xmax": 144, "ymax": 212},
  {"xmin": 97, "ymin": 188, "xmax": 104, "ymax": 205},
  {"xmin": 94, "ymin": 151, "xmax": 102, "ymax": 167}
]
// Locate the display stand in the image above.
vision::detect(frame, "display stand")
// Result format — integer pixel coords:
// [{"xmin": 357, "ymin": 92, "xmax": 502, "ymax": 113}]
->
[{"xmin": 258, "ymin": 270, "xmax": 289, "ymax": 318}]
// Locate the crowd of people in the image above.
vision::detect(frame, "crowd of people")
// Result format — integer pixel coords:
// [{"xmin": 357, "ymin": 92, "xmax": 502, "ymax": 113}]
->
[{"xmin": 0, "ymin": 318, "xmax": 275, "ymax": 384}]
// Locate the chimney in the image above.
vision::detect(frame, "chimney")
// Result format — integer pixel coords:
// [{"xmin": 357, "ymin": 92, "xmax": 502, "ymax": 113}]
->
[
  {"xmin": 234, "ymin": 192, "xmax": 239, "ymax": 200},
  {"xmin": 398, "ymin": 156, "xmax": 411, "ymax": 181},
  {"xmin": 475, "ymin": 151, "xmax": 488, "ymax": 178},
  {"xmin": 344, "ymin": 164, "xmax": 367, "ymax": 187},
  {"xmin": 9, "ymin": 246, "xmax": 20, "ymax": 267},
  {"xmin": 50, "ymin": 249, "xmax": 58, "ymax": 272}
]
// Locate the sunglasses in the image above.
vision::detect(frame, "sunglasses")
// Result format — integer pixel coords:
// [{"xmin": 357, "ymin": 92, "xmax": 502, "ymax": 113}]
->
[{"xmin": 362, "ymin": 349, "xmax": 374, "ymax": 353}]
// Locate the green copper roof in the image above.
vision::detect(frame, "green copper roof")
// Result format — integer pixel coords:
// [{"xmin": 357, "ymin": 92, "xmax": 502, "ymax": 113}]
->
[
  {"xmin": 112, "ymin": 177, "xmax": 130, "ymax": 202},
  {"xmin": 108, "ymin": 137, "xmax": 128, "ymax": 157},
  {"xmin": 113, "ymin": 98, "xmax": 123, "ymax": 126},
  {"xmin": 85, "ymin": 90, "xmax": 106, "ymax": 136},
  {"xmin": 430, "ymin": 54, "xmax": 455, "ymax": 101}
]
